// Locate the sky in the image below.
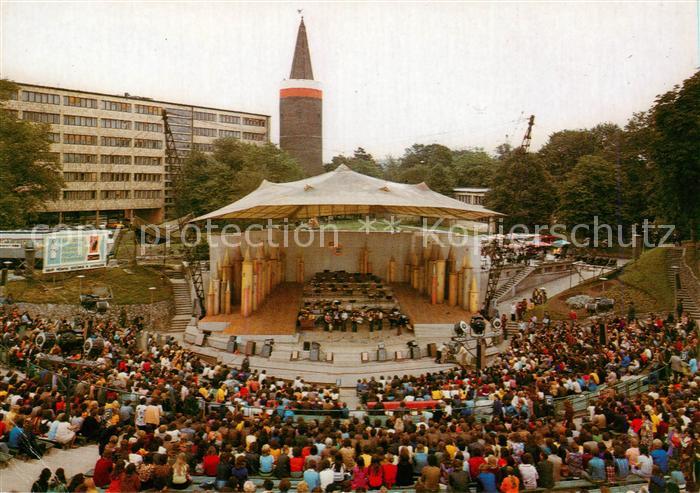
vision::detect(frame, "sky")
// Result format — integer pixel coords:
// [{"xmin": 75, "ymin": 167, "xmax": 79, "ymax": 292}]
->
[{"xmin": 1, "ymin": 1, "xmax": 698, "ymax": 162}]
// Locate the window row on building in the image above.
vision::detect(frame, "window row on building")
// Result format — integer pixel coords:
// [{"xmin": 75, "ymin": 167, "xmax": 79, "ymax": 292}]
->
[
  {"xmin": 62, "ymin": 189, "xmax": 162, "ymax": 200},
  {"xmin": 63, "ymin": 170, "xmax": 165, "ymax": 184},
  {"xmin": 21, "ymin": 111, "xmax": 164, "ymax": 132},
  {"xmin": 16, "ymin": 89, "xmax": 266, "ymax": 127},
  {"xmin": 60, "ymin": 153, "xmax": 163, "ymax": 166},
  {"xmin": 242, "ymin": 132, "xmax": 265, "ymax": 141}
]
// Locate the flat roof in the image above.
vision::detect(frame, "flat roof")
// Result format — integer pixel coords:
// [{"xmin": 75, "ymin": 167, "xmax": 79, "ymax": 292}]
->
[
  {"xmin": 453, "ymin": 187, "xmax": 490, "ymax": 193},
  {"xmin": 15, "ymin": 82, "xmax": 271, "ymax": 118}
]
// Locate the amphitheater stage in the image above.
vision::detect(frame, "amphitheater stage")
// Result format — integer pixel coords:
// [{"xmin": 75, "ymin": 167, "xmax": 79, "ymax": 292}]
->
[{"xmin": 199, "ymin": 282, "xmax": 476, "ymax": 336}]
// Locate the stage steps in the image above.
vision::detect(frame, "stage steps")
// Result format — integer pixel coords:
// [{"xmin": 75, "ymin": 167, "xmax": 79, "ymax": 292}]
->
[
  {"xmin": 166, "ymin": 269, "xmax": 193, "ymax": 333},
  {"xmin": 185, "ymin": 342, "xmax": 458, "ymax": 386}
]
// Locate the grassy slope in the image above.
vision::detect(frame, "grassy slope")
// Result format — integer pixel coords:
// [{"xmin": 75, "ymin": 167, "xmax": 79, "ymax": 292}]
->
[
  {"xmin": 7, "ymin": 265, "xmax": 173, "ymax": 305},
  {"xmin": 529, "ymin": 248, "xmax": 674, "ymax": 319},
  {"xmin": 618, "ymin": 247, "xmax": 674, "ymax": 310}
]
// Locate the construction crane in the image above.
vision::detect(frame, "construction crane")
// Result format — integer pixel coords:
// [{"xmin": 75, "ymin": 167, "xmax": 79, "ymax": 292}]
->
[
  {"xmin": 520, "ymin": 114, "xmax": 535, "ymax": 153},
  {"xmin": 482, "ymin": 114, "xmax": 536, "ymax": 316},
  {"xmin": 162, "ymin": 109, "xmax": 207, "ymax": 317}
]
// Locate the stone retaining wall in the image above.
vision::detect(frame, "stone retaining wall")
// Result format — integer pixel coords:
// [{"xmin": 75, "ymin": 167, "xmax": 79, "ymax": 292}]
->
[{"xmin": 9, "ymin": 300, "xmax": 175, "ymax": 331}]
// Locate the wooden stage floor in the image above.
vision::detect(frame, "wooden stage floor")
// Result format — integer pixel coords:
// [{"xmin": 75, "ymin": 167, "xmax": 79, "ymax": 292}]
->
[
  {"xmin": 203, "ymin": 283, "xmax": 302, "ymax": 336},
  {"xmin": 391, "ymin": 283, "xmax": 475, "ymax": 324},
  {"xmin": 203, "ymin": 282, "xmax": 474, "ymax": 336}
]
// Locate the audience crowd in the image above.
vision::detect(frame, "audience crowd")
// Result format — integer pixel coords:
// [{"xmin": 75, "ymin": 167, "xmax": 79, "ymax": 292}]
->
[{"xmin": 0, "ymin": 303, "xmax": 698, "ymax": 493}]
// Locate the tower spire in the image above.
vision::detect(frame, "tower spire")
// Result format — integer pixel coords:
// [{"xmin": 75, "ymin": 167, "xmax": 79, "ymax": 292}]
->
[{"xmin": 290, "ymin": 17, "xmax": 314, "ymax": 80}]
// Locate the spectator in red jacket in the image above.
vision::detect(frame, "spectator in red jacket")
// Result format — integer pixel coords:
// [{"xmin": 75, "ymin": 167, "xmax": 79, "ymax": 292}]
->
[
  {"xmin": 92, "ymin": 450, "xmax": 114, "ymax": 488},
  {"xmin": 382, "ymin": 453, "xmax": 398, "ymax": 488},
  {"xmin": 202, "ymin": 446, "xmax": 220, "ymax": 477}
]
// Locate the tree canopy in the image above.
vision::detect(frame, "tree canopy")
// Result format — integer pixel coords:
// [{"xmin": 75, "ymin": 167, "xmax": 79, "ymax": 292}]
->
[
  {"xmin": 0, "ymin": 79, "xmax": 63, "ymax": 228},
  {"xmin": 649, "ymin": 71, "xmax": 700, "ymax": 240},
  {"xmin": 485, "ymin": 151, "xmax": 558, "ymax": 229},
  {"xmin": 174, "ymin": 138, "xmax": 304, "ymax": 218}
]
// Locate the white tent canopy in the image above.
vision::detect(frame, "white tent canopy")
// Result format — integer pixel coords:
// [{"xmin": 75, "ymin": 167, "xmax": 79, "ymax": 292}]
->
[{"xmin": 192, "ymin": 164, "xmax": 502, "ymax": 221}]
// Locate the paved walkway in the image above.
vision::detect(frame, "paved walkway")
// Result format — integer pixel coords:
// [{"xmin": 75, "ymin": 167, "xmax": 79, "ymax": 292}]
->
[{"xmin": 1, "ymin": 444, "xmax": 99, "ymax": 493}]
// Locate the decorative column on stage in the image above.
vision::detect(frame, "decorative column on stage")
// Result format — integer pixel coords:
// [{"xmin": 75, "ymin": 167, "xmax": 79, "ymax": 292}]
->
[
  {"xmin": 387, "ymin": 256, "xmax": 396, "ymax": 283},
  {"xmin": 224, "ymin": 281, "xmax": 232, "ymax": 314},
  {"xmin": 241, "ymin": 249, "xmax": 253, "ymax": 317},
  {"xmin": 456, "ymin": 261, "xmax": 464, "ymax": 307},
  {"xmin": 461, "ymin": 255, "xmax": 471, "ymax": 311},
  {"xmin": 233, "ymin": 247, "xmax": 242, "ymax": 303},
  {"xmin": 358, "ymin": 243, "xmax": 370, "ymax": 274},
  {"xmin": 212, "ymin": 275, "xmax": 221, "ymax": 315},
  {"xmin": 252, "ymin": 248, "xmax": 262, "ymax": 312},
  {"xmin": 280, "ymin": 249, "xmax": 287, "ymax": 283},
  {"xmin": 296, "ymin": 254, "xmax": 305, "ymax": 283},
  {"xmin": 430, "ymin": 261, "xmax": 438, "ymax": 304},
  {"xmin": 220, "ymin": 250, "xmax": 232, "ymax": 313},
  {"xmin": 269, "ymin": 245, "xmax": 278, "ymax": 288},
  {"xmin": 422, "ymin": 244, "xmax": 431, "ymax": 295},
  {"xmin": 263, "ymin": 245, "xmax": 272, "ymax": 299},
  {"xmin": 404, "ymin": 252, "xmax": 411, "ymax": 283},
  {"xmin": 411, "ymin": 251, "xmax": 419, "ymax": 290},
  {"xmin": 435, "ymin": 254, "xmax": 446, "ymax": 304},
  {"xmin": 469, "ymin": 271, "xmax": 480, "ymax": 313},
  {"xmin": 447, "ymin": 248, "xmax": 457, "ymax": 306},
  {"xmin": 206, "ymin": 277, "xmax": 216, "ymax": 316}
]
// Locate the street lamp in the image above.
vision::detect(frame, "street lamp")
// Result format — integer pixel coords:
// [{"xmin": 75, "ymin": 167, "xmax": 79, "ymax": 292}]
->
[
  {"xmin": 148, "ymin": 286, "xmax": 157, "ymax": 327},
  {"xmin": 76, "ymin": 274, "xmax": 86, "ymax": 303},
  {"xmin": 599, "ymin": 277, "xmax": 608, "ymax": 295}
]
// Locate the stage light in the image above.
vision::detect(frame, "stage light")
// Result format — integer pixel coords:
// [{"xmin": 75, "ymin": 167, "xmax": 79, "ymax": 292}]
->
[
  {"xmin": 454, "ymin": 320, "xmax": 468, "ymax": 337},
  {"xmin": 471, "ymin": 316, "xmax": 486, "ymax": 336}
]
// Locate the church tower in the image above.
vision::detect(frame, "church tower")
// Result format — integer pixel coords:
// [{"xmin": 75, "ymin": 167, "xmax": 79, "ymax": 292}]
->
[{"xmin": 280, "ymin": 17, "xmax": 323, "ymax": 176}]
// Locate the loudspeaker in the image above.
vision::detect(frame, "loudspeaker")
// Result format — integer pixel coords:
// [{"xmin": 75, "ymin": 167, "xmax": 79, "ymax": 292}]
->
[
  {"xmin": 244, "ymin": 341, "xmax": 256, "ymax": 356},
  {"xmin": 427, "ymin": 343, "xmax": 437, "ymax": 358},
  {"xmin": 361, "ymin": 352, "xmax": 369, "ymax": 363},
  {"xmin": 410, "ymin": 346, "xmax": 421, "ymax": 359},
  {"xmin": 226, "ymin": 336, "xmax": 237, "ymax": 353},
  {"xmin": 395, "ymin": 351, "xmax": 405, "ymax": 361},
  {"xmin": 309, "ymin": 342, "xmax": 320, "ymax": 362},
  {"xmin": 303, "ymin": 341, "xmax": 311, "ymax": 351}
]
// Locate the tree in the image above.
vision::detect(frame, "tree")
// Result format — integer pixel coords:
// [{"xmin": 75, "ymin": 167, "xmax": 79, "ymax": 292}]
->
[
  {"xmin": 174, "ymin": 139, "xmax": 303, "ymax": 218},
  {"xmin": 557, "ymin": 155, "xmax": 618, "ymax": 228},
  {"xmin": 494, "ymin": 142, "xmax": 513, "ymax": 161},
  {"xmin": 326, "ymin": 147, "xmax": 384, "ymax": 178},
  {"xmin": 650, "ymin": 70, "xmax": 700, "ymax": 241},
  {"xmin": 452, "ymin": 148, "xmax": 499, "ymax": 187},
  {"xmin": 537, "ymin": 124, "xmax": 620, "ymax": 179},
  {"xmin": 399, "ymin": 143, "xmax": 453, "ymax": 170},
  {"xmin": 0, "ymin": 79, "xmax": 63, "ymax": 228},
  {"xmin": 424, "ymin": 164, "xmax": 456, "ymax": 196},
  {"xmin": 485, "ymin": 151, "xmax": 558, "ymax": 229}
]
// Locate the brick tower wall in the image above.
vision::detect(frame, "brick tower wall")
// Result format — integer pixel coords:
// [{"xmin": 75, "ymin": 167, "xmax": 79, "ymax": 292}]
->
[{"xmin": 280, "ymin": 95, "xmax": 323, "ymax": 176}]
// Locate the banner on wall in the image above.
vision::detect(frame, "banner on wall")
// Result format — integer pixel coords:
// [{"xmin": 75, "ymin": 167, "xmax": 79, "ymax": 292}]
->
[{"xmin": 43, "ymin": 231, "xmax": 110, "ymax": 273}]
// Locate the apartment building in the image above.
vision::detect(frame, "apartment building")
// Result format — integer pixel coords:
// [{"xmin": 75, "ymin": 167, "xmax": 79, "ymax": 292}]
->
[{"xmin": 4, "ymin": 83, "xmax": 270, "ymax": 223}]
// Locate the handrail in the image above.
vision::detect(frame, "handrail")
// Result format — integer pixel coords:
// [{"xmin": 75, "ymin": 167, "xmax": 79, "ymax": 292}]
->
[{"xmin": 679, "ymin": 248, "xmax": 700, "ymax": 313}]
